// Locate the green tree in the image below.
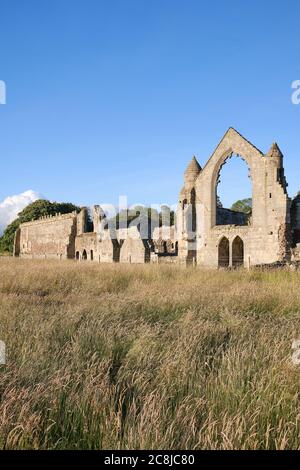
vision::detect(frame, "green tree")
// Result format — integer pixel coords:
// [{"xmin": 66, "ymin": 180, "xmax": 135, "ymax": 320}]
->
[
  {"xmin": 231, "ymin": 198, "xmax": 252, "ymax": 216},
  {"xmin": 107, "ymin": 205, "xmax": 175, "ymax": 237},
  {"xmin": 0, "ymin": 199, "xmax": 80, "ymax": 254}
]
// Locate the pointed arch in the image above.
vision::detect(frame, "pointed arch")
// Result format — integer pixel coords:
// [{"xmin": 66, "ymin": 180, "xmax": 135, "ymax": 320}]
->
[
  {"xmin": 202, "ymin": 127, "xmax": 262, "ymax": 228},
  {"xmin": 218, "ymin": 236, "xmax": 229, "ymax": 267},
  {"xmin": 214, "ymin": 153, "xmax": 252, "ymax": 226},
  {"xmin": 232, "ymin": 236, "xmax": 244, "ymax": 267}
]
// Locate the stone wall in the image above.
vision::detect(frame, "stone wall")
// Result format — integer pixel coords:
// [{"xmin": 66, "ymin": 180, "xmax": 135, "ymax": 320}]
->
[
  {"xmin": 291, "ymin": 195, "xmax": 300, "ymax": 245},
  {"xmin": 152, "ymin": 225, "xmax": 177, "ymax": 254},
  {"xmin": 119, "ymin": 227, "xmax": 150, "ymax": 263},
  {"xmin": 216, "ymin": 208, "xmax": 247, "ymax": 226},
  {"xmin": 177, "ymin": 128, "xmax": 291, "ymax": 267},
  {"xmin": 98, "ymin": 230, "xmax": 120, "ymax": 263},
  {"xmin": 13, "ymin": 128, "xmax": 295, "ymax": 269},
  {"xmin": 75, "ymin": 230, "xmax": 120, "ymax": 263},
  {"xmin": 75, "ymin": 232, "xmax": 97, "ymax": 261},
  {"xmin": 17, "ymin": 212, "xmax": 77, "ymax": 259}
]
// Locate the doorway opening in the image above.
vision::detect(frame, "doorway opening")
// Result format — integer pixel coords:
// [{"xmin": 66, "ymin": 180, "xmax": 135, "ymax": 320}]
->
[
  {"xmin": 218, "ymin": 237, "xmax": 229, "ymax": 267},
  {"xmin": 232, "ymin": 236, "xmax": 244, "ymax": 267}
]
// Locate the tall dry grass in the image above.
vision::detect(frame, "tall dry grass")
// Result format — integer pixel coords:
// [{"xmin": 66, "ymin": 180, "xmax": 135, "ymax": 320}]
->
[{"xmin": 1, "ymin": 258, "xmax": 300, "ymax": 449}]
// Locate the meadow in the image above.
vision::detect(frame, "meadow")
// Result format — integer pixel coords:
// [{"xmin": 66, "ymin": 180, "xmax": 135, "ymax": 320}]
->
[{"xmin": 1, "ymin": 258, "xmax": 300, "ymax": 449}]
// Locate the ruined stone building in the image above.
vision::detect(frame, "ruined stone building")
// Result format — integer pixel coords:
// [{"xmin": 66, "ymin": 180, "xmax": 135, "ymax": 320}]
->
[{"xmin": 14, "ymin": 127, "xmax": 300, "ymax": 268}]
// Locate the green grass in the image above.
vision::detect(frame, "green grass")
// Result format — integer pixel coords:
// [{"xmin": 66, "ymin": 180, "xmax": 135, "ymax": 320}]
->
[{"xmin": 0, "ymin": 258, "xmax": 300, "ymax": 449}]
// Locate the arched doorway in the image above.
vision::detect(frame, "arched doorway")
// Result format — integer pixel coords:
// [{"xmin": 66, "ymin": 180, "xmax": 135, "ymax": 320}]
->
[
  {"xmin": 218, "ymin": 237, "xmax": 229, "ymax": 267},
  {"xmin": 82, "ymin": 249, "xmax": 87, "ymax": 260},
  {"xmin": 76, "ymin": 251, "xmax": 79, "ymax": 260},
  {"xmin": 232, "ymin": 236, "xmax": 244, "ymax": 267}
]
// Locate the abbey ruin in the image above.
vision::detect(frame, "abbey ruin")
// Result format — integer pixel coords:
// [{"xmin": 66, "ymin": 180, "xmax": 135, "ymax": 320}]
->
[{"xmin": 13, "ymin": 128, "xmax": 300, "ymax": 268}]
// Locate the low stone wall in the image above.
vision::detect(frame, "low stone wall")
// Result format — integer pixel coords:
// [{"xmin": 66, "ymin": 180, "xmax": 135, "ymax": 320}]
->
[{"xmin": 17, "ymin": 212, "xmax": 77, "ymax": 260}]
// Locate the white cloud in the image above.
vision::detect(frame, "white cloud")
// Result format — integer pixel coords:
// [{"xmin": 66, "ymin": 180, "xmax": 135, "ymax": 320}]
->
[{"xmin": 0, "ymin": 190, "xmax": 40, "ymax": 235}]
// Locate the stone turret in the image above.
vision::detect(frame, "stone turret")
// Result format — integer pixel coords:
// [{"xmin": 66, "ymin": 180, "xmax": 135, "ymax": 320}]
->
[
  {"xmin": 184, "ymin": 156, "xmax": 202, "ymax": 186},
  {"xmin": 177, "ymin": 156, "xmax": 201, "ymax": 264},
  {"xmin": 179, "ymin": 156, "xmax": 201, "ymax": 202},
  {"xmin": 265, "ymin": 142, "xmax": 283, "ymax": 160},
  {"xmin": 265, "ymin": 142, "xmax": 287, "ymax": 193}
]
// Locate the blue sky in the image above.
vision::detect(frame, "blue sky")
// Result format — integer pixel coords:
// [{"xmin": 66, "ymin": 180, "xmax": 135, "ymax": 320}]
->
[{"xmin": 1, "ymin": 0, "xmax": 300, "ymax": 211}]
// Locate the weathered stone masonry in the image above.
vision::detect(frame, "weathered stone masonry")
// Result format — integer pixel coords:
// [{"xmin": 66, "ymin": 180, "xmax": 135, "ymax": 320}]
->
[
  {"xmin": 177, "ymin": 128, "xmax": 292, "ymax": 267},
  {"xmin": 14, "ymin": 212, "xmax": 78, "ymax": 260},
  {"xmin": 14, "ymin": 128, "xmax": 300, "ymax": 267}
]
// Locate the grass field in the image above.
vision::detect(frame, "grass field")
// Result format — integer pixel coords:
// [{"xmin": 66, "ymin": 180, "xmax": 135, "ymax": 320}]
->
[{"xmin": 1, "ymin": 258, "xmax": 300, "ymax": 449}]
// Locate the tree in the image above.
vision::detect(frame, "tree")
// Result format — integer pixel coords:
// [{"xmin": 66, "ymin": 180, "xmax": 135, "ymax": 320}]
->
[
  {"xmin": 0, "ymin": 199, "xmax": 80, "ymax": 254},
  {"xmin": 107, "ymin": 205, "xmax": 175, "ymax": 237},
  {"xmin": 230, "ymin": 198, "xmax": 252, "ymax": 216}
]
